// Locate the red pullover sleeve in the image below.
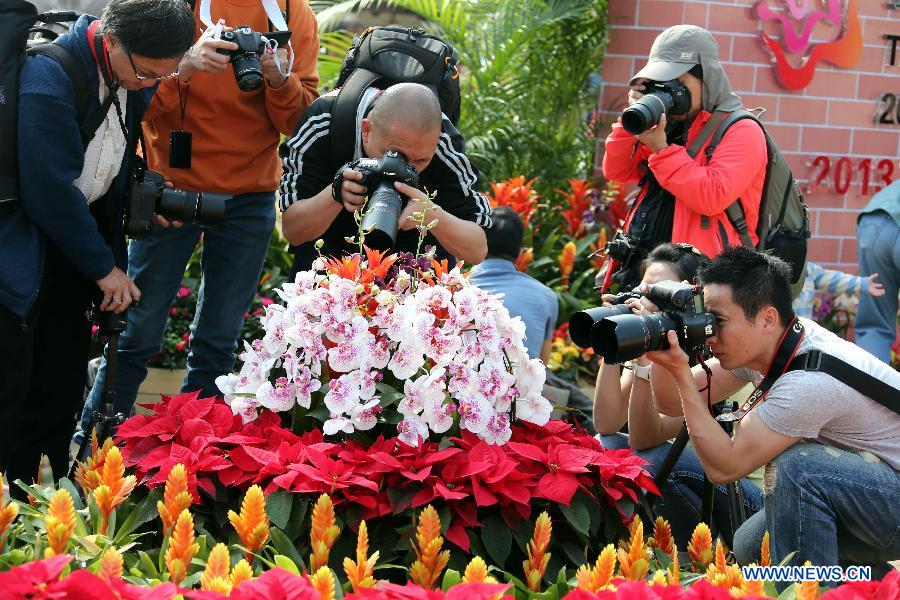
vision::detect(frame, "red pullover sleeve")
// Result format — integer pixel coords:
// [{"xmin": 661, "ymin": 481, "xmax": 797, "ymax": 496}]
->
[{"xmin": 602, "ymin": 120, "xmax": 653, "ymax": 183}]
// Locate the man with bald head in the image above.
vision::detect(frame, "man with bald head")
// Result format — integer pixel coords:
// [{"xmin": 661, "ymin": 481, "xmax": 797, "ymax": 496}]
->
[{"xmin": 280, "ymin": 82, "xmax": 491, "ymax": 272}]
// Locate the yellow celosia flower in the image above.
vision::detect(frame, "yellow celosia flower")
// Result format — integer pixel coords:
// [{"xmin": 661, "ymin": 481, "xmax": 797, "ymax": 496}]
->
[
  {"xmin": 760, "ymin": 531, "xmax": 771, "ymax": 567},
  {"xmin": 523, "ymin": 511, "xmax": 552, "ymax": 592},
  {"xmin": 0, "ymin": 475, "xmax": 17, "ymax": 551},
  {"xmin": 228, "ymin": 485, "xmax": 270, "ymax": 564},
  {"xmin": 164, "ymin": 509, "xmax": 199, "ymax": 585},
  {"xmin": 558, "ymin": 241, "xmax": 577, "ymax": 289},
  {"xmin": 409, "ymin": 505, "xmax": 450, "ymax": 590},
  {"xmin": 74, "ymin": 434, "xmax": 117, "ymax": 493},
  {"xmin": 651, "ymin": 516, "xmax": 675, "ymax": 559},
  {"xmin": 92, "ymin": 445, "xmax": 137, "ymax": 536},
  {"xmin": 343, "ymin": 520, "xmax": 379, "ymax": 592},
  {"xmin": 230, "ymin": 559, "xmax": 254, "ymax": 588},
  {"xmin": 739, "ymin": 564, "xmax": 765, "ymax": 597},
  {"xmin": 667, "ymin": 548, "xmax": 680, "ymax": 585},
  {"xmin": 617, "ymin": 518, "xmax": 650, "ymax": 581},
  {"xmin": 44, "ymin": 488, "xmax": 75, "ymax": 557},
  {"xmin": 687, "ymin": 523, "xmax": 714, "ymax": 571},
  {"xmin": 798, "ymin": 561, "xmax": 819, "ymax": 600},
  {"xmin": 575, "ymin": 544, "xmax": 616, "ymax": 593},
  {"xmin": 158, "ymin": 464, "xmax": 192, "ymax": 537},
  {"xmin": 714, "ymin": 539, "xmax": 728, "ymax": 572},
  {"xmin": 98, "ymin": 547, "xmax": 123, "ymax": 582},
  {"xmin": 650, "ymin": 570, "xmax": 667, "ymax": 586},
  {"xmin": 309, "ymin": 565, "xmax": 335, "ymax": 600},
  {"xmin": 462, "ymin": 556, "xmax": 497, "ymax": 584},
  {"xmin": 200, "ymin": 543, "xmax": 233, "ymax": 594},
  {"xmin": 309, "ymin": 493, "xmax": 340, "ymax": 572}
]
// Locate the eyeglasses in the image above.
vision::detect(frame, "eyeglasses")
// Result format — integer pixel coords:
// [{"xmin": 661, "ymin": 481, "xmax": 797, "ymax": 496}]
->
[{"xmin": 125, "ymin": 50, "xmax": 180, "ymax": 81}]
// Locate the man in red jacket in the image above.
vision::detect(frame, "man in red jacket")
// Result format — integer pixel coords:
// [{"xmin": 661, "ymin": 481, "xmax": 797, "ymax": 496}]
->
[{"xmin": 602, "ymin": 25, "xmax": 767, "ymax": 290}]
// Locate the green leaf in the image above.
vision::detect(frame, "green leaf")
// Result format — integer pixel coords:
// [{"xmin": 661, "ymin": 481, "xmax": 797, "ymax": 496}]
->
[
  {"xmin": 115, "ymin": 489, "xmax": 162, "ymax": 542},
  {"xmin": 480, "ymin": 514, "xmax": 512, "ymax": 569},
  {"xmin": 57, "ymin": 478, "xmax": 85, "ymax": 511},
  {"xmin": 266, "ymin": 490, "xmax": 293, "ymax": 530},
  {"xmin": 777, "ymin": 584, "xmax": 799, "ymax": 600},
  {"xmin": 441, "ymin": 569, "xmax": 461, "ymax": 592},
  {"xmin": 138, "ymin": 551, "xmax": 160, "ymax": 579},
  {"xmin": 270, "ymin": 527, "xmax": 307, "ymax": 572},
  {"xmin": 274, "ymin": 554, "xmax": 302, "ymax": 576},
  {"xmin": 559, "ymin": 496, "xmax": 590, "ymax": 536}
]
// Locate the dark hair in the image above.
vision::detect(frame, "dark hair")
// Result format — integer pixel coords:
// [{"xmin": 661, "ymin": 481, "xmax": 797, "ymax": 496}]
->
[
  {"xmin": 485, "ymin": 206, "xmax": 524, "ymax": 260},
  {"xmin": 640, "ymin": 242, "xmax": 709, "ymax": 283},
  {"xmin": 102, "ymin": 0, "xmax": 195, "ymax": 59},
  {"xmin": 698, "ymin": 246, "xmax": 794, "ymax": 326},
  {"xmin": 688, "ymin": 64, "xmax": 703, "ymax": 80}
]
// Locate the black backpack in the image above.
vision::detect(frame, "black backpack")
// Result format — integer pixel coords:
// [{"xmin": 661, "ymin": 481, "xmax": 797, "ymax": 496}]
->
[
  {"xmin": 703, "ymin": 109, "xmax": 811, "ymax": 293},
  {"xmin": 330, "ymin": 25, "xmax": 461, "ymax": 165},
  {"xmin": 0, "ymin": 0, "xmax": 107, "ymax": 212}
]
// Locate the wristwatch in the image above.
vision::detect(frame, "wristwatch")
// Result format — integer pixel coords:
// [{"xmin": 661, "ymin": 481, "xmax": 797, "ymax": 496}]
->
[{"xmin": 632, "ymin": 362, "xmax": 651, "ymax": 381}]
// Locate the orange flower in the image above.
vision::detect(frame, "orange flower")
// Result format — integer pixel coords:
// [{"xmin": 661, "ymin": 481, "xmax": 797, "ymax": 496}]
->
[
  {"xmin": 44, "ymin": 489, "xmax": 75, "ymax": 557},
  {"xmin": 617, "ymin": 517, "xmax": 650, "ymax": 581},
  {"xmin": 739, "ymin": 565, "xmax": 765, "ymax": 596},
  {"xmin": 687, "ymin": 523, "xmax": 714, "ymax": 571},
  {"xmin": 714, "ymin": 539, "xmax": 728, "ymax": 572},
  {"xmin": 74, "ymin": 434, "xmax": 116, "ymax": 493},
  {"xmin": 651, "ymin": 516, "xmax": 675, "ymax": 559},
  {"xmin": 158, "ymin": 464, "xmax": 193, "ymax": 537},
  {"xmin": 309, "ymin": 493, "xmax": 340, "ymax": 572},
  {"xmin": 98, "ymin": 547, "xmax": 123, "ymax": 582},
  {"xmin": 228, "ymin": 485, "xmax": 270, "ymax": 564},
  {"xmin": 486, "ymin": 177, "xmax": 540, "ymax": 226},
  {"xmin": 409, "ymin": 505, "xmax": 450, "ymax": 590},
  {"xmin": 523, "ymin": 511, "xmax": 551, "ymax": 592},
  {"xmin": 230, "ymin": 559, "xmax": 254, "ymax": 588},
  {"xmin": 558, "ymin": 178, "xmax": 595, "ymax": 238},
  {"xmin": 650, "ymin": 570, "xmax": 668, "ymax": 586},
  {"xmin": 462, "ymin": 556, "xmax": 497, "ymax": 584},
  {"xmin": 575, "ymin": 544, "xmax": 616, "ymax": 593},
  {"xmin": 201, "ymin": 543, "xmax": 233, "ymax": 594},
  {"xmin": 343, "ymin": 520, "xmax": 378, "ymax": 592},
  {"xmin": 515, "ymin": 247, "xmax": 534, "ymax": 272},
  {"xmin": 309, "ymin": 566, "xmax": 335, "ymax": 600},
  {"xmin": 165, "ymin": 509, "xmax": 199, "ymax": 585},
  {"xmin": 667, "ymin": 548, "xmax": 680, "ymax": 585},
  {"xmin": 92, "ymin": 445, "xmax": 137, "ymax": 536},
  {"xmin": 558, "ymin": 241, "xmax": 576, "ymax": 289},
  {"xmin": 798, "ymin": 562, "xmax": 820, "ymax": 600},
  {"xmin": 760, "ymin": 531, "xmax": 771, "ymax": 567},
  {"xmin": 589, "ymin": 229, "xmax": 608, "ymax": 273},
  {"xmin": 0, "ymin": 475, "xmax": 17, "ymax": 551}
]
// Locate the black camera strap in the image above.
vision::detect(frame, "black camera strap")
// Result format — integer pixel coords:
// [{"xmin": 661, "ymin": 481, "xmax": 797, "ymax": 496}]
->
[
  {"xmin": 786, "ymin": 351, "xmax": 900, "ymax": 415},
  {"xmin": 716, "ymin": 315, "xmax": 805, "ymax": 423}
]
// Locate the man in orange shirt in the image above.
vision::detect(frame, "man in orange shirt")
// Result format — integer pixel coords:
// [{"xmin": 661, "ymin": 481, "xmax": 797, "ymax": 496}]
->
[{"xmin": 79, "ymin": 0, "xmax": 318, "ymax": 430}]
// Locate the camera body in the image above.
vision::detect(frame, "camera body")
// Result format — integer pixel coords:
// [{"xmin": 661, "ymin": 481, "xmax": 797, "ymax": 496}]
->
[
  {"xmin": 126, "ymin": 167, "xmax": 227, "ymax": 239},
  {"xmin": 571, "ymin": 280, "xmax": 715, "ymax": 363},
  {"xmin": 350, "ymin": 150, "xmax": 419, "ymax": 250},
  {"xmin": 621, "ymin": 79, "xmax": 692, "ymax": 135},
  {"xmin": 217, "ymin": 26, "xmax": 292, "ymax": 92}
]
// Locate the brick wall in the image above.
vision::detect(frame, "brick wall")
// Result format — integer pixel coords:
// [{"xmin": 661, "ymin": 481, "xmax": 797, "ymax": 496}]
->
[{"xmin": 596, "ymin": 0, "xmax": 900, "ymax": 272}]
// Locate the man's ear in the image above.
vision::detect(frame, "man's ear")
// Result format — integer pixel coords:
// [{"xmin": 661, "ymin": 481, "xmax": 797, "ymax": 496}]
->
[
  {"xmin": 361, "ymin": 118, "xmax": 372, "ymax": 144},
  {"xmin": 762, "ymin": 305, "xmax": 780, "ymax": 333}
]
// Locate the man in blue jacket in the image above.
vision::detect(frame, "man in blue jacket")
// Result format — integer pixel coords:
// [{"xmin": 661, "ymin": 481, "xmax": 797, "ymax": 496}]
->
[{"xmin": 0, "ymin": 0, "xmax": 194, "ymax": 495}]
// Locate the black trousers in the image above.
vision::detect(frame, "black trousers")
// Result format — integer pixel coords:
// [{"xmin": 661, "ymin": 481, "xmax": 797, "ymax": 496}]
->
[{"xmin": 0, "ymin": 244, "xmax": 93, "ymax": 499}]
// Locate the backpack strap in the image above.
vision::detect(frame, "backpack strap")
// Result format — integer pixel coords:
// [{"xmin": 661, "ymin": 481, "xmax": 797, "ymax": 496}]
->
[
  {"xmin": 330, "ymin": 68, "xmax": 381, "ymax": 166},
  {"xmin": 685, "ymin": 109, "xmax": 728, "ymax": 158},
  {"xmin": 26, "ymin": 43, "xmax": 111, "ymax": 148},
  {"xmin": 787, "ymin": 350, "xmax": 900, "ymax": 415}
]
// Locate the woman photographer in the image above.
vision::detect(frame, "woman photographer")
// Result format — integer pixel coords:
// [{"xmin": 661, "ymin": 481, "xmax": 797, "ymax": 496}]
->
[{"xmin": 592, "ymin": 242, "xmax": 762, "ymax": 547}]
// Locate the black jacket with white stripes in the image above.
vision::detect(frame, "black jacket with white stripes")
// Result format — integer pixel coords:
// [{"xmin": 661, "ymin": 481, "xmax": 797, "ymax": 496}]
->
[{"xmin": 279, "ymin": 88, "xmax": 493, "ymax": 271}]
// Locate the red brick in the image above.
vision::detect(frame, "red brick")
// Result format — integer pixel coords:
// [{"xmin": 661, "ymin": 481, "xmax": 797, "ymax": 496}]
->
[
  {"xmin": 854, "ymin": 45, "xmax": 888, "ymax": 74},
  {"xmin": 600, "ymin": 84, "xmax": 630, "ymax": 114},
  {"xmin": 803, "ymin": 70, "xmax": 858, "ymax": 99},
  {"xmin": 852, "ymin": 129, "xmax": 900, "ymax": 156},
  {"xmin": 845, "ymin": 187, "xmax": 877, "ymax": 210},
  {"xmin": 764, "ymin": 124, "xmax": 801, "ymax": 152},
  {"xmin": 638, "ymin": 1, "xmax": 691, "ymax": 28},
  {"xmin": 608, "ymin": 0, "xmax": 637, "ymax": 26},
  {"xmin": 683, "ymin": 1, "xmax": 709, "ymax": 28},
  {"xmin": 828, "ymin": 99, "xmax": 881, "ymax": 128},
  {"xmin": 841, "ymin": 238, "xmax": 860, "ymax": 264},
  {"xmin": 731, "ymin": 34, "xmax": 772, "ymax": 65},
  {"xmin": 708, "ymin": 3, "xmax": 755, "ymax": 35},
  {"xmin": 858, "ymin": 1, "xmax": 892, "ymax": 17},
  {"xmin": 738, "ymin": 93, "xmax": 778, "ymax": 115},
  {"xmin": 805, "ymin": 189, "xmax": 847, "ymax": 209},
  {"xmin": 779, "ymin": 96, "xmax": 829, "ymax": 125},
  {"xmin": 601, "ymin": 56, "xmax": 635, "ymax": 87},
  {"xmin": 817, "ymin": 209, "xmax": 860, "ymax": 236},
  {"xmin": 807, "ymin": 236, "xmax": 841, "ymax": 263},
  {"xmin": 862, "ymin": 17, "xmax": 900, "ymax": 44},
  {"xmin": 802, "ymin": 126, "xmax": 852, "ymax": 154},
  {"xmin": 755, "ymin": 66, "xmax": 791, "ymax": 94},
  {"xmin": 808, "ymin": 16, "xmax": 844, "ymax": 47},
  {"xmin": 784, "ymin": 152, "xmax": 811, "ymax": 178},
  {"xmin": 723, "ymin": 63, "xmax": 756, "ymax": 92},
  {"xmin": 858, "ymin": 74, "xmax": 898, "ymax": 100},
  {"xmin": 606, "ymin": 28, "xmax": 661, "ymax": 57}
]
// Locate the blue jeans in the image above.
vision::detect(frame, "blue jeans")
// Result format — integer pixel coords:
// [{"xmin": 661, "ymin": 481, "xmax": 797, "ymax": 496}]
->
[
  {"xmin": 79, "ymin": 192, "xmax": 275, "ymax": 434},
  {"xmin": 856, "ymin": 212, "xmax": 900, "ymax": 363},
  {"xmin": 733, "ymin": 443, "xmax": 900, "ymax": 572},
  {"xmin": 599, "ymin": 433, "xmax": 763, "ymax": 548}
]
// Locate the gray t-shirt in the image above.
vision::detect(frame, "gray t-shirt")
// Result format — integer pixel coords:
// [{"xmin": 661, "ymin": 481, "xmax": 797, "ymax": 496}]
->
[{"xmin": 732, "ymin": 319, "xmax": 900, "ymax": 470}]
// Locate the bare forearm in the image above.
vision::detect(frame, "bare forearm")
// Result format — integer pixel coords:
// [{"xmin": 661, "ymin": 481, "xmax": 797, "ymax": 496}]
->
[
  {"xmin": 281, "ymin": 187, "xmax": 343, "ymax": 245},
  {"xmin": 593, "ymin": 362, "xmax": 628, "ymax": 435},
  {"xmin": 650, "ymin": 364, "xmax": 684, "ymax": 416},
  {"xmin": 627, "ymin": 376, "xmax": 679, "ymax": 450},
  {"xmin": 429, "ymin": 208, "xmax": 487, "ymax": 264}
]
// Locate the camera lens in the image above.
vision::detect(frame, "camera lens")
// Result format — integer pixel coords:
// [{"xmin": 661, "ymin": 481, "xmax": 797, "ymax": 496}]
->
[
  {"xmin": 360, "ymin": 182, "xmax": 405, "ymax": 250},
  {"xmin": 621, "ymin": 92, "xmax": 673, "ymax": 135},
  {"xmin": 569, "ymin": 304, "xmax": 632, "ymax": 349},
  {"xmin": 592, "ymin": 312, "xmax": 678, "ymax": 363},
  {"xmin": 232, "ymin": 53, "xmax": 264, "ymax": 91},
  {"xmin": 196, "ymin": 192, "xmax": 227, "ymax": 227},
  {"xmin": 158, "ymin": 188, "xmax": 200, "ymax": 223}
]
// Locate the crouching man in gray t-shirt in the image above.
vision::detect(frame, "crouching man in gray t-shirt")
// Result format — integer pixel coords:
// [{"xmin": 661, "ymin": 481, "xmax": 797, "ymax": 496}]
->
[{"xmin": 645, "ymin": 246, "xmax": 900, "ymax": 578}]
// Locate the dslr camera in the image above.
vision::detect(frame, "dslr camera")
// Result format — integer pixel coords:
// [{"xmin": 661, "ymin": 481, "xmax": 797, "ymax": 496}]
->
[
  {"xmin": 570, "ymin": 280, "xmax": 715, "ymax": 363},
  {"xmin": 348, "ymin": 150, "xmax": 419, "ymax": 250},
  {"xmin": 126, "ymin": 165, "xmax": 227, "ymax": 239},
  {"xmin": 217, "ymin": 26, "xmax": 292, "ymax": 92},
  {"xmin": 568, "ymin": 291, "xmax": 641, "ymax": 349},
  {"xmin": 621, "ymin": 79, "xmax": 692, "ymax": 135}
]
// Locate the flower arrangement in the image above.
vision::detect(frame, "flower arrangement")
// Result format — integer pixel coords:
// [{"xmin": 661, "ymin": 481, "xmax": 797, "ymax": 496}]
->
[{"xmin": 214, "ymin": 248, "xmax": 552, "ymax": 447}]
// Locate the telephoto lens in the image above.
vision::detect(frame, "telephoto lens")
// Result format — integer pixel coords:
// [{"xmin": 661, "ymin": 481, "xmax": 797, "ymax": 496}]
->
[
  {"xmin": 592, "ymin": 312, "xmax": 678, "ymax": 364},
  {"xmin": 158, "ymin": 188, "xmax": 227, "ymax": 227},
  {"xmin": 620, "ymin": 79, "xmax": 692, "ymax": 135},
  {"xmin": 360, "ymin": 182, "xmax": 405, "ymax": 250}
]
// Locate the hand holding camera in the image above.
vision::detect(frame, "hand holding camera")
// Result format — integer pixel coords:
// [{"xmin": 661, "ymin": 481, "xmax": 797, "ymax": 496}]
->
[{"xmin": 179, "ymin": 20, "xmax": 238, "ymax": 79}]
